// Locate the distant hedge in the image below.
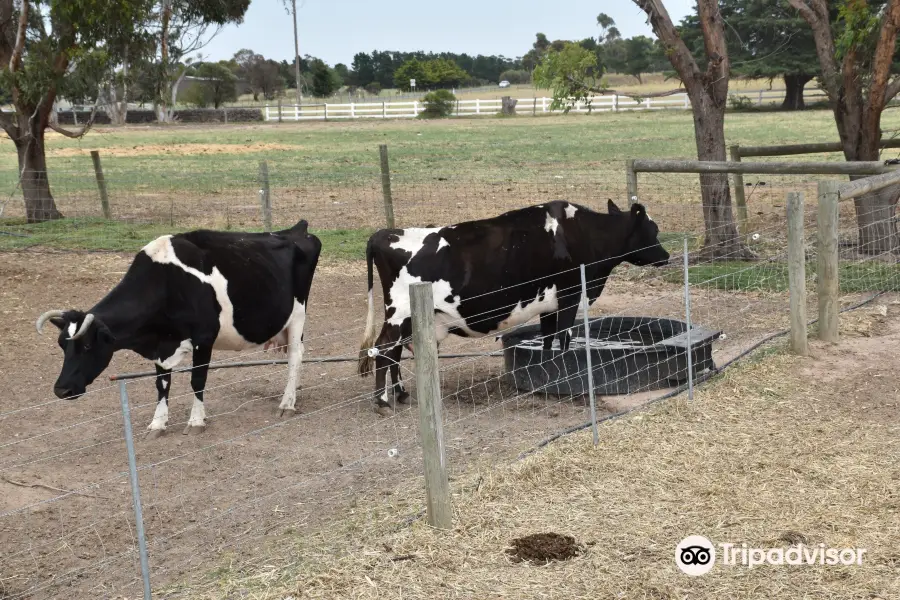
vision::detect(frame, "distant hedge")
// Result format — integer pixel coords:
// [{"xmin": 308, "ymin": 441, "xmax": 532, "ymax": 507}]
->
[{"xmin": 55, "ymin": 107, "xmax": 264, "ymax": 125}]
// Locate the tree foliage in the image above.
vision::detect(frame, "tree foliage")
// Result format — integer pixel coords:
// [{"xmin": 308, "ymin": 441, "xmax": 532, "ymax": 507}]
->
[
  {"xmin": 678, "ymin": 0, "xmax": 820, "ymax": 109},
  {"xmin": 310, "ymin": 58, "xmax": 339, "ymax": 97},
  {"xmin": 788, "ymin": 0, "xmax": 900, "ymax": 253},
  {"xmin": 499, "ymin": 69, "xmax": 531, "ymax": 84},
  {"xmin": 191, "ymin": 62, "xmax": 237, "ymax": 108},
  {"xmin": 0, "ymin": 0, "xmax": 157, "ymax": 221},
  {"xmin": 352, "ymin": 50, "xmax": 520, "ymax": 89},
  {"xmin": 533, "ymin": 43, "xmax": 602, "ymax": 110},
  {"xmin": 233, "ymin": 49, "xmax": 284, "ymax": 100},
  {"xmin": 420, "ymin": 89, "xmax": 456, "ymax": 118},
  {"xmin": 393, "ymin": 57, "xmax": 469, "ymax": 90},
  {"xmin": 149, "ymin": 0, "xmax": 249, "ymax": 120}
]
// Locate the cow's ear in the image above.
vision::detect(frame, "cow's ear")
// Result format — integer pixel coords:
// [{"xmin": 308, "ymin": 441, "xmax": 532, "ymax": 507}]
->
[
  {"xmin": 98, "ymin": 324, "xmax": 116, "ymax": 344},
  {"xmin": 607, "ymin": 199, "xmax": 622, "ymax": 214},
  {"xmin": 631, "ymin": 203, "xmax": 647, "ymax": 223},
  {"xmin": 49, "ymin": 317, "xmax": 67, "ymax": 330}
]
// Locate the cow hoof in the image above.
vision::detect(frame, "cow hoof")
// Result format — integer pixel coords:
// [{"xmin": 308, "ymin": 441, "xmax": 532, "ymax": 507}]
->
[
  {"xmin": 374, "ymin": 404, "xmax": 394, "ymax": 417},
  {"xmin": 395, "ymin": 392, "xmax": 411, "ymax": 405},
  {"xmin": 276, "ymin": 407, "xmax": 297, "ymax": 419},
  {"xmin": 182, "ymin": 424, "xmax": 206, "ymax": 435},
  {"xmin": 146, "ymin": 429, "xmax": 165, "ymax": 440}
]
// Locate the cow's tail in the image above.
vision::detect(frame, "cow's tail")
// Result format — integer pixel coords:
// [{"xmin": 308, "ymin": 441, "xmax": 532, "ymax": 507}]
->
[{"xmin": 358, "ymin": 237, "xmax": 378, "ymax": 377}]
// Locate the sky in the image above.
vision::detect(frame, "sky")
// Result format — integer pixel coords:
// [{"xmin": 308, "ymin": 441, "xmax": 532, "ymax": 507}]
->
[{"xmin": 200, "ymin": 0, "xmax": 695, "ymax": 67}]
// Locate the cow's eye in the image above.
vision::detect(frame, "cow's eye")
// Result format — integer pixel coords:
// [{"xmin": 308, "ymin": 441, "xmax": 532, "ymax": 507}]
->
[{"xmin": 83, "ymin": 343, "xmax": 92, "ymax": 351}]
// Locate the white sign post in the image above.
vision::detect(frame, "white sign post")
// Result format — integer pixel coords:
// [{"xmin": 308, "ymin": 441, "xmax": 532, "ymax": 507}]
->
[{"xmin": 410, "ymin": 78, "xmax": 416, "ymax": 90}]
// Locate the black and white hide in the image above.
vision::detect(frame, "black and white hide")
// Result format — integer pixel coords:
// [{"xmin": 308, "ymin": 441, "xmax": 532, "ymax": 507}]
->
[
  {"xmin": 357, "ymin": 200, "xmax": 670, "ymax": 414},
  {"xmin": 36, "ymin": 220, "xmax": 321, "ymax": 437}
]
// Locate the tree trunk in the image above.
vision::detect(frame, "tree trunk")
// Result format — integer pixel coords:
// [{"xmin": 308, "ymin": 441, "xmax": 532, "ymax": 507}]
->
[
  {"xmin": 14, "ymin": 120, "xmax": 62, "ymax": 223},
  {"xmin": 781, "ymin": 74, "xmax": 811, "ymax": 110},
  {"xmin": 837, "ymin": 105, "xmax": 900, "ymax": 254},
  {"xmin": 851, "ymin": 183, "xmax": 899, "ymax": 254},
  {"xmin": 690, "ymin": 91, "xmax": 752, "ymax": 260}
]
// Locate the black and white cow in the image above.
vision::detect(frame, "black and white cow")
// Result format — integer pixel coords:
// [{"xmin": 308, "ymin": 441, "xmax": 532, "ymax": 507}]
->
[
  {"xmin": 36, "ymin": 220, "xmax": 321, "ymax": 437},
  {"xmin": 357, "ymin": 200, "xmax": 670, "ymax": 414}
]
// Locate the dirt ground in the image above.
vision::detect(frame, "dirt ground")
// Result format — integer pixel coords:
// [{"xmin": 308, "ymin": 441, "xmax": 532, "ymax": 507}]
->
[
  {"xmin": 0, "ymin": 250, "xmax": 886, "ymax": 599},
  {"xmin": 274, "ymin": 317, "xmax": 900, "ymax": 600}
]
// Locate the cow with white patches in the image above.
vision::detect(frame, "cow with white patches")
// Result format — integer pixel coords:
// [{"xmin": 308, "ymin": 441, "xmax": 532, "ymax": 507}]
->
[
  {"xmin": 36, "ymin": 220, "xmax": 321, "ymax": 437},
  {"xmin": 358, "ymin": 200, "xmax": 670, "ymax": 415}
]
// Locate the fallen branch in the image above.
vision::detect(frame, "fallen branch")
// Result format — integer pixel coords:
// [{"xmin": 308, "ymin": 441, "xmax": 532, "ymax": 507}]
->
[
  {"xmin": 1, "ymin": 474, "xmax": 110, "ymax": 500},
  {"xmin": 48, "ymin": 120, "xmax": 94, "ymax": 139},
  {"xmin": 564, "ymin": 76, "xmax": 686, "ymax": 99}
]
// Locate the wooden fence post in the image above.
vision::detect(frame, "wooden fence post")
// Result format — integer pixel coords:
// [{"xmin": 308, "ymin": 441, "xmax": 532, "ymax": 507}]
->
[
  {"xmin": 816, "ymin": 180, "xmax": 840, "ymax": 343},
  {"xmin": 277, "ymin": 98, "xmax": 283, "ymax": 123},
  {"xmin": 786, "ymin": 191, "xmax": 808, "ymax": 355},
  {"xmin": 90, "ymin": 150, "xmax": 111, "ymax": 219},
  {"xmin": 408, "ymin": 282, "xmax": 452, "ymax": 530},
  {"xmin": 259, "ymin": 160, "xmax": 272, "ymax": 232},
  {"xmin": 625, "ymin": 159, "xmax": 638, "ymax": 205},
  {"xmin": 730, "ymin": 145, "xmax": 747, "ymax": 232},
  {"xmin": 378, "ymin": 144, "xmax": 396, "ymax": 228}
]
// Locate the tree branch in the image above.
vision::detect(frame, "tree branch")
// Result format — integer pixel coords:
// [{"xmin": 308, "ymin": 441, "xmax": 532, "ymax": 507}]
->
[
  {"xmin": 787, "ymin": 0, "xmax": 840, "ymax": 99},
  {"xmin": 8, "ymin": 0, "xmax": 26, "ymax": 72},
  {"xmin": 0, "ymin": 108, "xmax": 16, "ymax": 138},
  {"xmin": 885, "ymin": 77, "xmax": 900, "ymax": 105},
  {"xmin": 869, "ymin": 0, "xmax": 900, "ymax": 113},
  {"xmin": 48, "ymin": 120, "xmax": 94, "ymax": 139},
  {"xmin": 47, "ymin": 98, "xmax": 100, "ymax": 139},
  {"xmin": 696, "ymin": 0, "xmax": 729, "ymax": 100},
  {"xmin": 587, "ymin": 84, "xmax": 686, "ymax": 99},
  {"xmin": 633, "ymin": 0, "xmax": 702, "ymax": 90}
]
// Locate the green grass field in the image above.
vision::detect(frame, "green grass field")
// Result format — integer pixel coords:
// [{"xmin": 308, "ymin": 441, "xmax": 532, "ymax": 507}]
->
[
  {"xmin": 1, "ymin": 108, "xmax": 884, "ymax": 190},
  {"xmin": 2, "ymin": 105, "xmax": 899, "ymax": 274}
]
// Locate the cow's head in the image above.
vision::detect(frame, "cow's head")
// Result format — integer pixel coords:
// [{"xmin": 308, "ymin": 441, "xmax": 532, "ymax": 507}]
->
[
  {"xmin": 36, "ymin": 310, "xmax": 116, "ymax": 399},
  {"xmin": 608, "ymin": 200, "xmax": 670, "ymax": 267}
]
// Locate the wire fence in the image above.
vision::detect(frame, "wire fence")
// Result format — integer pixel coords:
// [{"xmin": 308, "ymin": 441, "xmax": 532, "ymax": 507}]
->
[{"xmin": 1, "ymin": 158, "xmax": 899, "ymax": 598}]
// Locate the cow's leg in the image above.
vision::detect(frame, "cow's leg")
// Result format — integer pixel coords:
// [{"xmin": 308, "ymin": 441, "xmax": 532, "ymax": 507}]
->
[
  {"xmin": 387, "ymin": 344, "xmax": 409, "ymax": 404},
  {"xmin": 555, "ymin": 304, "xmax": 580, "ymax": 352},
  {"xmin": 147, "ymin": 365, "xmax": 172, "ymax": 439},
  {"xmin": 184, "ymin": 344, "xmax": 212, "ymax": 435},
  {"xmin": 373, "ymin": 323, "xmax": 401, "ymax": 416},
  {"xmin": 539, "ymin": 311, "xmax": 559, "ymax": 354},
  {"xmin": 276, "ymin": 301, "xmax": 306, "ymax": 418}
]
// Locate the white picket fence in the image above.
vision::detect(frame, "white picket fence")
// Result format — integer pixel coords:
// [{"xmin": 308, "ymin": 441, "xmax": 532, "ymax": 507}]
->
[{"xmin": 263, "ymin": 88, "xmax": 829, "ymax": 122}]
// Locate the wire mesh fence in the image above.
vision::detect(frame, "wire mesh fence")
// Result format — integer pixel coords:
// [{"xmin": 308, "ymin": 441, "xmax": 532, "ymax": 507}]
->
[{"xmin": 1, "ymin": 155, "xmax": 898, "ymax": 598}]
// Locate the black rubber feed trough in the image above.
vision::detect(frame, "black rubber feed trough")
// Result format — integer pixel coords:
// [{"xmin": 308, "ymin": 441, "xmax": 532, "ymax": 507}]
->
[{"xmin": 500, "ymin": 316, "xmax": 722, "ymax": 396}]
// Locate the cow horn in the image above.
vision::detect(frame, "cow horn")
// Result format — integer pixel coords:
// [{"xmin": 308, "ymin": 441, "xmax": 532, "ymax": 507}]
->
[
  {"xmin": 36, "ymin": 310, "xmax": 66, "ymax": 334},
  {"xmin": 69, "ymin": 314, "xmax": 95, "ymax": 340}
]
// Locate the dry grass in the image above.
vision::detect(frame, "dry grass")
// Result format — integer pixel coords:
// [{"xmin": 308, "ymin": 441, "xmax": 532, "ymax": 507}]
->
[{"xmin": 178, "ymin": 316, "xmax": 900, "ymax": 600}]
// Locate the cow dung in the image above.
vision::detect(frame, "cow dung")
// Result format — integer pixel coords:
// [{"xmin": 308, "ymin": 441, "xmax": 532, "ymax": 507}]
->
[{"xmin": 505, "ymin": 532, "xmax": 584, "ymax": 564}]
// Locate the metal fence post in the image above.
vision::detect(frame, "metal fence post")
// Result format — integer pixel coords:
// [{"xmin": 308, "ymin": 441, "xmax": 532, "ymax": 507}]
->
[
  {"xmin": 683, "ymin": 239, "xmax": 694, "ymax": 400},
  {"xmin": 786, "ymin": 191, "xmax": 809, "ymax": 355},
  {"xmin": 626, "ymin": 159, "xmax": 638, "ymax": 205},
  {"xmin": 729, "ymin": 145, "xmax": 747, "ymax": 232},
  {"xmin": 409, "ymin": 282, "xmax": 452, "ymax": 529},
  {"xmin": 579, "ymin": 265, "xmax": 599, "ymax": 446},
  {"xmin": 118, "ymin": 381, "xmax": 152, "ymax": 600},
  {"xmin": 378, "ymin": 144, "xmax": 396, "ymax": 228},
  {"xmin": 258, "ymin": 160, "xmax": 272, "ymax": 232},
  {"xmin": 90, "ymin": 150, "xmax": 112, "ymax": 219},
  {"xmin": 817, "ymin": 180, "xmax": 840, "ymax": 343}
]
